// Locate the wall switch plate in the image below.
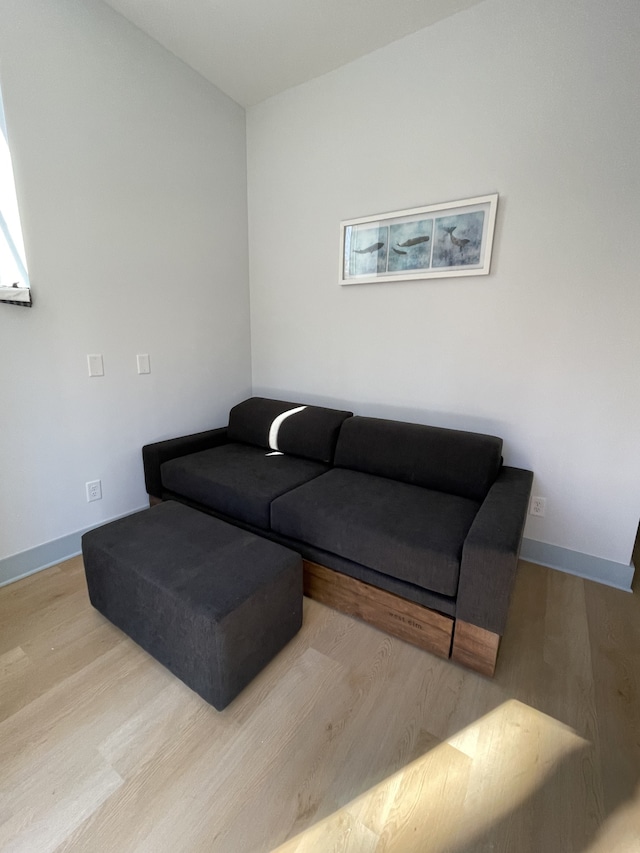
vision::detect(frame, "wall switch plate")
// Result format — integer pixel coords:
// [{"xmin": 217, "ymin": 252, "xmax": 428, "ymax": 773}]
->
[
  {"xmin": 86, "ymin": 480, "xmax": 102, "ymax": 502},
  {"xmin": 87, "ymin": 354, "xmax": 104, "ymax": 377},
  {"xmin": 137, "ymin": 353, "xmax": 150, "ymax": 374},
  {"xmin": 530, "ymin": 496, "xmax": 546, "ymax": 517}
]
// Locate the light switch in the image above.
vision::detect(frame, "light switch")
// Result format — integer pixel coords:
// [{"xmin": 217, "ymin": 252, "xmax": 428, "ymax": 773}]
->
[
  {"xmin": 137, "ymin": 353, "xmax": 150, "ymax": 374},
  {"xmin": 87, "ymin": 354, "xmax": 104, "ymax": 377}
]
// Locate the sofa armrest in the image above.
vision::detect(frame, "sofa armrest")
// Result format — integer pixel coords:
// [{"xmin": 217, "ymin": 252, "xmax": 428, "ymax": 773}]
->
[
  {"xmin": 142, "ymin": 427, "xmax": 229, "ymax": 498},
  {"xmin": 457, "ymin": 466, "xmax": 533, "ymax": 635}
]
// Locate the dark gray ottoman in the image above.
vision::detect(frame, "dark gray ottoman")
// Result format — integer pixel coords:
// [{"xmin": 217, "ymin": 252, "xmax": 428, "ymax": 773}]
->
[{"xmin": 81, "ymin": 500, "xmax": 302, "ymax": 710}]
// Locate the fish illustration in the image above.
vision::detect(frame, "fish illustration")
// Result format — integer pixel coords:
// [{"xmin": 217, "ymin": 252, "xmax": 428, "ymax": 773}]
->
[
  {"xmin": 392, "ymin": 246, "xmax": 407, "ymax": 255},
  {"xmin": 443, "ymin": 226, "xmax": 470, "ymax": 249},
  {"xmin": 354, "ymin": 242, "xmax": 384, "ymax": 254},
  {"xmin": 397, "ymin": 235, "xmax": 430, "ymax": 247}
]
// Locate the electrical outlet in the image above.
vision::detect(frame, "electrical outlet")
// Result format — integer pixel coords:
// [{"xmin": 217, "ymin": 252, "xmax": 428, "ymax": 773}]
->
[
  {"xmin": 86, "ymin": 480, "xmax": 102, "ymax": 502},
  {"xmin": 530, "ymin": 496, "xmax": 546, "ymax": 517}
]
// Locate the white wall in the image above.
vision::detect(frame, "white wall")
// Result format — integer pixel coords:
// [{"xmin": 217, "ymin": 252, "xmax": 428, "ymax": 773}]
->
[
  {"xmin": 247, "ymin": 0, "xmax": 640, "ymax": 580},
  {"xmin": 0, "ymin": 0, "xmax": 251, "ymax": 572}
]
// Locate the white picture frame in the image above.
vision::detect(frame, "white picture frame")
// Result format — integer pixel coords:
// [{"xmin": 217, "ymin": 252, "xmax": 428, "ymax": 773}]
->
[{"xmin": 339, "ymin": 194, "xmax": 498, "ymax": 285}]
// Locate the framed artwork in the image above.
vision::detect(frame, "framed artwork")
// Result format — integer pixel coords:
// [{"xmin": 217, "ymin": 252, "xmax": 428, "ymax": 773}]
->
[{"xmin": 339, "ymin": 194, "xmax": 498, "ymax": 285}]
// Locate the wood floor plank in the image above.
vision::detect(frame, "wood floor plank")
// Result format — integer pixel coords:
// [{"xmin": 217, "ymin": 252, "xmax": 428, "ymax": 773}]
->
[
  {"xmin": 583, "ymin": 577, "xmax": 640, "ymax": 826},
  {"xmin": 303, "ymin": 560, "xmax": 454, "ymax": 658},
  {"xmin": 0, "ymin": 556, "xmax": 638, "ymax": 852},
  {"xmin": 57, "ymin": 694, "xmax": 236, "ymax": 852},
  {"xmin": 121, "ymin": 648, "xmax": 344, "ymax": 853}
]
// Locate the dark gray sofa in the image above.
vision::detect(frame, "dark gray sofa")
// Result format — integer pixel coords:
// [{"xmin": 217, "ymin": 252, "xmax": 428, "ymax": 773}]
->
[{"xmin": 142, "ymin": 397, "xmax": 533, "ymax": 675}]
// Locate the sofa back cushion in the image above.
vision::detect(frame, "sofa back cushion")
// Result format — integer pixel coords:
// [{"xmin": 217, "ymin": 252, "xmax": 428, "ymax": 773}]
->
[
  {"xmin": 334, "ymin": 416, "xmax": 503, "ymax": 501},
  {"xmin": 228, "ymin": 397, "xmax": 353, "ymax": 464}
]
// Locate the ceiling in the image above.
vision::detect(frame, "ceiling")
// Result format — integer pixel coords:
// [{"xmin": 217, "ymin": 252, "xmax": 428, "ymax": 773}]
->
[{"xmin": 100, "ymin": 0, "xmax": 487, "ymax": 107}]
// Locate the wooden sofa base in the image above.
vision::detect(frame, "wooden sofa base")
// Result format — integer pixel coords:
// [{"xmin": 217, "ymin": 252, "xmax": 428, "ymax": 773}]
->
[
  {"xmin": 451, "ymin": 620, "xmax": 501, "ymax": 678},
  {"xmin": 303, "ymin": 561, "xmax": 500, "ymax": 677}
]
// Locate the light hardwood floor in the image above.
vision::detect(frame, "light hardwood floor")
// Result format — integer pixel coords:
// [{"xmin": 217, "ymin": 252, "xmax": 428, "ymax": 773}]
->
[{"xmin": 1, "ymin": 555, "xmax": 638, "ymax": 852}]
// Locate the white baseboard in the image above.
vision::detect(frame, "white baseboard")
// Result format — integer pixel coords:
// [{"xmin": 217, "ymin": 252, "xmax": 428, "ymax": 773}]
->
[
  {"xmin": 1, "ymin": 525, "xmax": 634, "ymax": 592},
  {"xmin": 0, "ymin": 506, "xmax": 149, "ymax": 588},
  {"xmin": 520, "ymin": 538, "xmax": 635, "ymax": 591}
]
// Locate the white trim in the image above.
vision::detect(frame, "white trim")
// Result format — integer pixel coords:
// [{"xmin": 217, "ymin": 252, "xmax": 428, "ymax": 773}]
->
[
  {"xmin": 2, "ymin": 524, "xmax": 633, "ymax": 593},
  {"xmin": 520, "ymin": 538, "xmax": 634, "ymax": 591},
  {"xmin": 0, "ymin": 505, "xmax": 148, "ymax": 587}
]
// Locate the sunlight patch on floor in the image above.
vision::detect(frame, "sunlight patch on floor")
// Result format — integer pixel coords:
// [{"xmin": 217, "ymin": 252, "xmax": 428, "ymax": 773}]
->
[{"xmin": 274, "ymin": 699, "xmax": 588, "ymax": 853}]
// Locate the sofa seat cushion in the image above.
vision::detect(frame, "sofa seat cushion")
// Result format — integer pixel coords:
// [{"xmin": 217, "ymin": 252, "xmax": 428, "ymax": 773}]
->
[
  {"xmin": 161, "ymin": 443, "xmax": 329, "ymax": 529},
  {"xmin": 271, "ymin": 469, "xmax": 480, "ymax": 597}
]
